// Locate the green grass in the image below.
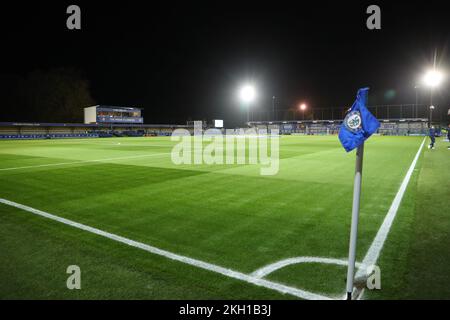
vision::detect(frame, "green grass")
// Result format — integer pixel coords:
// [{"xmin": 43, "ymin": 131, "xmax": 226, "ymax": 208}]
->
[{"xmin": 0, "ymin": 135, "xmax": 448, "ymax": 299}]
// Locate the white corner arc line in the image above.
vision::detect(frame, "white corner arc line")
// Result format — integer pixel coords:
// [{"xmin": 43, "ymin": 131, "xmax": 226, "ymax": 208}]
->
[
  {"xmin": 0, "ymin": 153, "xmax": 171, "ymax": 172},
  {"xmin": 250, "ymin": 257, "xmax": 363, "ymax": 279},
  {"xmin": 0, "ymin": 198, "xmax": 331, "ymax": 300}
]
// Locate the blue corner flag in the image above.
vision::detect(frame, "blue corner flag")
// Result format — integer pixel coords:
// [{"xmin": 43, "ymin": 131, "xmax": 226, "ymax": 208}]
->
[{"xmin": 338, "ymin": 88, "xmax": 380, "ymax": 152}]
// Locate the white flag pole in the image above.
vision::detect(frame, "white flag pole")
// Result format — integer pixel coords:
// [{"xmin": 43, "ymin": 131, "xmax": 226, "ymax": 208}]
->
[{"xmin": 345, "ymin": 142, "xmax": 364, "ymax": 300}]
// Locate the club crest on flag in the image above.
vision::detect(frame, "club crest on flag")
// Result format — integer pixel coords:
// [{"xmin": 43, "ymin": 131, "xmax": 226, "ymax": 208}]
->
[
  {"xmin": 344, "ymin": 111, "xmax": 362, "ymax": 132},
  {"xmin": 338, "ymin": 88, "xmax": 380, "ymax": 152}
]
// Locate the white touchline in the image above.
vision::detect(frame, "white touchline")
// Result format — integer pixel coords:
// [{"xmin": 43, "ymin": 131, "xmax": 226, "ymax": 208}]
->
[
  {"xmin": 0, "ymin": 198, "xmax": 330, "ymax": 300},
  {"xmin": 0, "ymin": 153, "xmax": 171, "ymax": 172},
  {"xmin": 355, "ymin": 137, "xmax": 425, "ymax": 279}
]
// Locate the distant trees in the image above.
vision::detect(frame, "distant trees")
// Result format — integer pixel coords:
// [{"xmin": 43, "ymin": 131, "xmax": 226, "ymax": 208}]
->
[{"xmin": 0, "ymin": 68, "xmax": 95, "ymax": 123}]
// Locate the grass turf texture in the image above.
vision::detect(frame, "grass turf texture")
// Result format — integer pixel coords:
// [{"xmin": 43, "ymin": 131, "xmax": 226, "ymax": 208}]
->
[{"xmin": 0, "ymin": 136, "xmax": 448, "ymax": 299}]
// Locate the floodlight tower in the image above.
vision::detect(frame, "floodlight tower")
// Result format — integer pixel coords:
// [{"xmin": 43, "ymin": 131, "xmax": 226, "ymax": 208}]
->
[
  {"xmin": 422, "ymin": 69, "xmax": 444, "ymax": 127},
  {"xmin": 414, "ymin": 84, "xmax": 420, "ymax": 118},
  {"xmin": 299, "ymin": 103, "xmax": 307, "ymax": 120},
  {"xmin": 239, "ymin": 84, "xmax": 256, "ymax": 124},
  {"xmin": 272, "ymin": 96, "xmax": 276, "ymax": 121}
]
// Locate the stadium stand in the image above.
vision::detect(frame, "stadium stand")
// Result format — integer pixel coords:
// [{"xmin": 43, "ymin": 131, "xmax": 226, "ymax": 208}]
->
[
  {"xmin": 249, "ymin": 119, "xmax": 431, "ymax": 136},
  {"xmin": 0, "ymin": 122, "xmax": 191, "ymax": 140}
]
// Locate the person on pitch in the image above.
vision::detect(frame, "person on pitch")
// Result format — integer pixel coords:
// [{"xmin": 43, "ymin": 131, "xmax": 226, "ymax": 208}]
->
[{"xmin": 429, "ymin": 125, "xmax": 436, "ymax": 149}]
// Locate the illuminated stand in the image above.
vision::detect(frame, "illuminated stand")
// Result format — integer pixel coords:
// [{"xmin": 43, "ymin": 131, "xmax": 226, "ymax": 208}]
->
[{"xmin": 84, "ymin": 105, "xmax": 143, "ymax": 124}]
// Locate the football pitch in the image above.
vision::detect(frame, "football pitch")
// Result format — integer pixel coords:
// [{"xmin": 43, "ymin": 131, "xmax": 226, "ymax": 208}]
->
[{"xmin": 0, "ymin": 135, "xmax": 449, "ymax": 299}]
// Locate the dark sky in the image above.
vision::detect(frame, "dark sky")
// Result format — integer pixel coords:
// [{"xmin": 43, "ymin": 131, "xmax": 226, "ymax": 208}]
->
[{"xmin": 1, "ymin": 0, "xmax": 449, "ymax": 126}]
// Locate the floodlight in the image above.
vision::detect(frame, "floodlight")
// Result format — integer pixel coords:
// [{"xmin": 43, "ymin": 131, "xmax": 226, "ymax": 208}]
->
[
  {"xmin": 239, "ymin": 85, "xmax": 256, "ymax": 103},
  {"xmin": 423, "ymin": 69, "xmax": 444, "ymax": 88}
]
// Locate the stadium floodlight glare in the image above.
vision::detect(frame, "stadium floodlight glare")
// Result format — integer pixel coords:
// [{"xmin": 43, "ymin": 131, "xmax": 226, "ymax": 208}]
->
[
  {"xmin": 239, "ymin": 85, "xmax": 256, "ymax": 103},
  {"xmin": 299, "ymin": 103, "xmax": 307, "ymax": 120},
  {"xmin": 423, "ymin": 69, "xmax": 444, "ymax": 88}
]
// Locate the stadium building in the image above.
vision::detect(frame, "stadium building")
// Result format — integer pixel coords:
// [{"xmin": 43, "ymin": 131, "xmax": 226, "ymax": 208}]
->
[{"xmin": 0, "ymin": 105, "xmax": 191, "ymax": 139}]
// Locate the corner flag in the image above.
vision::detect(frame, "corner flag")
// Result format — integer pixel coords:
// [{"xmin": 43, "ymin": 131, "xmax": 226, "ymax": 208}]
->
[
  {"xmin": 339, "ymin": 88, "xmax": 380, "ymax": 152},
  {"xmin": 341, "ymin": 88, "xmax": 379, "ymax": 300}
]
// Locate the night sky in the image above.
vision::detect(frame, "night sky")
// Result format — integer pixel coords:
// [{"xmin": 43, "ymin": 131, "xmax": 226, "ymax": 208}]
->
[{"xmin": 1, "ymin": 1, "xmax": 449, "ymax": 126}]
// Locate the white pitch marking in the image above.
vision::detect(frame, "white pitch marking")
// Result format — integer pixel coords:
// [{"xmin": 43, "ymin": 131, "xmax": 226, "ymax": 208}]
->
[
  {"xmin": 0, "ymin": 153, "xmax": 171, "ymax": 172},
  {"xmin": 355, "ymin": 137, "xmax": 425, "ymax": 278},
  {"xmin": 251, "ymin": 257, "xmax": 363, "ymax": 278},
  {"xmin": 249, "ymin": 138, "xmax": 426, "ymax": 299},
  {"xmin": 0, "ymin": 198, "xmax": 331, "ymax": 300}
]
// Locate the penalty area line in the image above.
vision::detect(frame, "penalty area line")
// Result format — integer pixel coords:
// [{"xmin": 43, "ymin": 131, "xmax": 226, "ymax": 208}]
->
[{"xmin": 0, "ymin": 198, "xmax": 331, "ymax": 300}]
